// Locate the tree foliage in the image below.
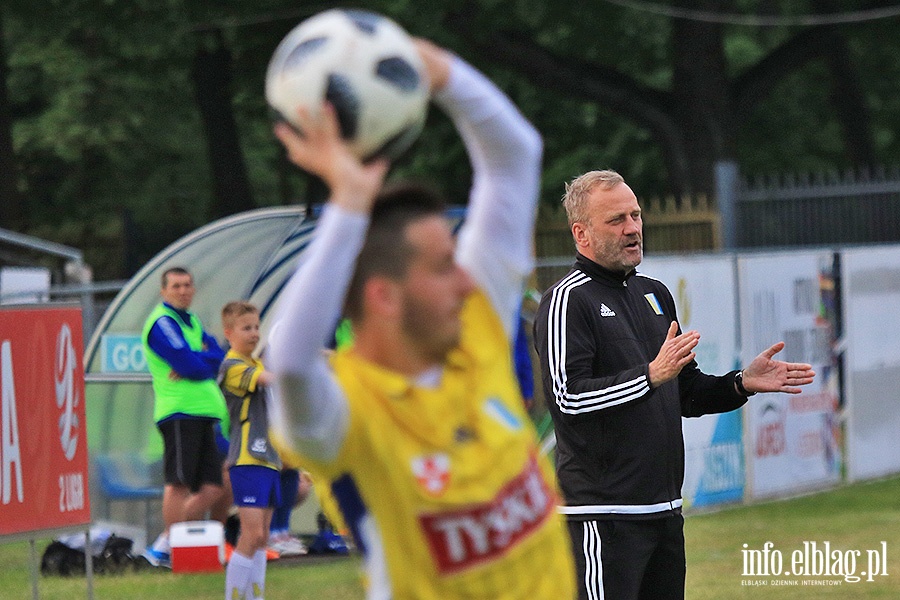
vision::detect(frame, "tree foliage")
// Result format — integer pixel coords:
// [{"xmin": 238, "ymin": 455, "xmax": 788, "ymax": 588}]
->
[{"xmin": 2, "ymin": 0, "xmax": 900, "ymax": 278}]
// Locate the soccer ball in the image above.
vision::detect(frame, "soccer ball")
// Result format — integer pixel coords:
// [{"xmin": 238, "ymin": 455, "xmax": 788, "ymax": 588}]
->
[{"xmin": 265, "ymin": 9, "xmax": 430, "ymax": 161}]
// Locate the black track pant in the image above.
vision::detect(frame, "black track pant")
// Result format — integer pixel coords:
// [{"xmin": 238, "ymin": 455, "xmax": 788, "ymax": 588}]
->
[{"xmin": 568, "ymin": 514, "xmax": 686, "ymax": 600}]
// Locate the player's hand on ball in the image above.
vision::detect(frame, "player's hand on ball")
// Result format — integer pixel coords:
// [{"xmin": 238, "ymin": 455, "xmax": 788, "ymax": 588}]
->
[
  {"xmin": 274, "ymin": 102, "xmax": 389, "ymax": 214},
  {"xmin": 413, "ymin": 39, "xmax": 451, "ymax": 92},
  {"xmin": 266, "ymin": 10, "xmax": 429, "ymax": 161}
]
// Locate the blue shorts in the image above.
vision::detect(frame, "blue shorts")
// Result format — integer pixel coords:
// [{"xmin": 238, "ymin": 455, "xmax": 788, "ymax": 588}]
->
[{"xmin": 229, "ymin": 465, "xmax": 281, "ymax": 508}]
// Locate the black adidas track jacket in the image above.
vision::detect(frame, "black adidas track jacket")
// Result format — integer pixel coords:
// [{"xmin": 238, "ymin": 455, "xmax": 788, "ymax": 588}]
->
[{"xmin": 534, "ymin": 253, "xmax": 748, "ymax": 520}]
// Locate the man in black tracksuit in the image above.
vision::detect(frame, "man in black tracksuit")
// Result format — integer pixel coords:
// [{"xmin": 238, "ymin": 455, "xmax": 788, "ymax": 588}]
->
[{"xmin": 534, "ymin": 170, "xmax": 816, "ymax": 600}]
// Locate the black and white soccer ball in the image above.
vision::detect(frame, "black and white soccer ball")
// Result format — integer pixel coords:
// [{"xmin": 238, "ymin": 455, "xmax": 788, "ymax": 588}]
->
[{"xmin": 265, "ymin": 9, "xmax": 430, "ymax": 161}]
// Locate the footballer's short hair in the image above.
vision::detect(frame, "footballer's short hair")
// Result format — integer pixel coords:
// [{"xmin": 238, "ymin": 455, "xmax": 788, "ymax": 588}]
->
[{"xmin": 343, "ymin": 182, "xmax": 447, "ymax": 321}]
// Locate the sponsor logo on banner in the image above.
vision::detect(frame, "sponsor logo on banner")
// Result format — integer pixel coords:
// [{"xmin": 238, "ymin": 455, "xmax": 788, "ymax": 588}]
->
[
  {"xmin": 1, "ymin": 340, "xmax": 24, "ymax": 504},
  {"xmin": 100, "ymin": 334, "xmax": 147, "ymax": 373},
  {"xmin": 689, "ymin": 410, "xmax": 745, "ymax": 508},
  {"xmin": 412, "ymin": 453, "xmax": 451, "ymax": 496},
  {"xmin": 55, "ymin": 324, "xmax": 80, "ymax": 461},
  {"xmin": 755, "ymin": 403, "xmax": 786, "ymax": 458},
  {"xmin": 0, "ymin": 307, "xmax": 91, "ymax": 534},
  {"xmin": 419, "ymin": 457, "xmax": 553, "ymax": 574},
  {"xmin": 675, "ymin": 278, "xmax": 691, "ymax": 324},
  {"xmin": 700, "ymin": 442, "xmax": 743, "ymax": 494}
]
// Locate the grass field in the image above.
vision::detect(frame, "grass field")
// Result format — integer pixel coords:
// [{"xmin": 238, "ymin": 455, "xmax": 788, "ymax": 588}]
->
[
  {"xmin": 685, "ymin": 475, "xmax": 900, "ymax": 599},
  {"xmin": 3, "ymin": 475, "xmax": 898, "ymax": 599}
]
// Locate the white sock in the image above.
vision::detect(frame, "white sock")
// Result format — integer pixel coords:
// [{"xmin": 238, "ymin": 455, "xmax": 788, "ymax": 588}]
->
[
  {"xmin": 250, "ymin": 549, "xmax": 268, "ymax": 599},
  {"xmin": 225, "ymin": 551, "xmax": 253, "ymax": 600},
  {"xmin": 152, "ymin": 532, "xmax": 170, "ymax": 553}
]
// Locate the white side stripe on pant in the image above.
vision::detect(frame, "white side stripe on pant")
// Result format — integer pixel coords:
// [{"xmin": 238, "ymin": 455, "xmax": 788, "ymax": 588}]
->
[{"xmin": 583, "ymin": 520, "xmax": 604, "ymax": 600}]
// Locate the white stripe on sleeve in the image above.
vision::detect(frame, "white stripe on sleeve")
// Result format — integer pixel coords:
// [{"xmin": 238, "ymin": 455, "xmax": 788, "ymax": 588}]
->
[{"xmin": 547, "ymin": 272, "xmax": 650, "ymax": 415}]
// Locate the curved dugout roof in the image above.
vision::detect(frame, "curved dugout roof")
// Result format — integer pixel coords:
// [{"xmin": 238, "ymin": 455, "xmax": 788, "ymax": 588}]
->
[
  {"xmin": 84, "ymin": 205, "xmax": 465, "ymax": 457},
  {"xmin": 84, "ymin": 206, "xmax": 315, "ymax": 456}
]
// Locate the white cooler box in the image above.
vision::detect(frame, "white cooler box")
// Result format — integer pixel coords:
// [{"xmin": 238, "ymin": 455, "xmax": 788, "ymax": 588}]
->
[{"xmin": 170, "ymin": 520, "xmax": 224, "ymax": 573}]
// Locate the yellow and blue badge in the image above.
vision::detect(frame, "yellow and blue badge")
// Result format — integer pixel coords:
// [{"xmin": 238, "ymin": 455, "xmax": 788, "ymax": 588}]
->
[{"xmin": 644, "ymin": 292, "xmax": 663, "ymax": 315}]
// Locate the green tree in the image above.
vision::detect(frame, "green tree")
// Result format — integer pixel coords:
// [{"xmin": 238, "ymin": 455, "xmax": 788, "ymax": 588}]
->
[
  {"xmin": 2, "ymin": 0, "xmax": 900, "ymax": 279},
  {"xmin": 440, "ymin": 0, "xmax": 884, "ymax": 197},
  {"xmin": 0, "ymin": 7, "xmax": 24, "ymax": 230}
]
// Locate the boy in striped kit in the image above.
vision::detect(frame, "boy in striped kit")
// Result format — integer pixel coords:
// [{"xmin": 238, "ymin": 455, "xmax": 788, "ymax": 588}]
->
[{"xmin": 220, "ymin": 301, "xmax": 281, "ymax": 600}]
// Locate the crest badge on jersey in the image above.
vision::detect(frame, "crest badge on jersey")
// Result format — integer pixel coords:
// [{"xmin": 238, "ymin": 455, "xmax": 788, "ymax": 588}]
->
[
  {"xmin": 412, "ymin": 453, "xmax": 451, "ymax": 496},
  {"xmin": 644, "ymin": 292, "xmax": 663, "ymax": 315}
]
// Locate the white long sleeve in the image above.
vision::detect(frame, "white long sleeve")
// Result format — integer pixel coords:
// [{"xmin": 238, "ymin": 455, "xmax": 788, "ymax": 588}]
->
[
  {"xmin": 268, "ymin": 204, "xmax": 367, "ymax": 461},
  {"xmin": 437, "ymin": 58, "xmax": 543, "ymax": 338},
  {"xmin": 268, "ymin": 56, "xmax": 543, "ymax": 462}
]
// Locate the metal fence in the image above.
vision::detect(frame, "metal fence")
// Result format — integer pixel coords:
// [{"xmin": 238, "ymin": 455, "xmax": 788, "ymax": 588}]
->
[
  {"xmin": 534, "ymin": 194, "xmax": 721, "ymax": 291},
  {"xmin": 6, "ymin": 165, "xmax": 900, "ymax": 343},
  {"xmin": 535, "ymin": 165, "xmax": 900, "ymax": 261},
  {"xmin": 535, "ymin": 193, "xmax": 720, "ymax": 255},
  {"xmin": 737, "ymin": 166, "xmax": 900, "ymax": 248}
]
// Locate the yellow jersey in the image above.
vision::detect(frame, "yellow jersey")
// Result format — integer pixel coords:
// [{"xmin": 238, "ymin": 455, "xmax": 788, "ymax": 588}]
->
[{"xmin": 290, "ymin": 290, "xmax": 575, "ymax": 599}]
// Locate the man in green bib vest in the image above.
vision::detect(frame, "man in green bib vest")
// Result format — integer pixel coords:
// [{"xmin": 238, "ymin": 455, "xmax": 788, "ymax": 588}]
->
[{"xmin": 140, "ymin": 266, "xmax": 228, "ymax": 568}]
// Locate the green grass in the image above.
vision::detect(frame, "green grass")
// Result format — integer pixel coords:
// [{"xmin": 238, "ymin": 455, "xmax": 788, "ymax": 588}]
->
[
  {"xmin": 0, "ymin": 549, "xmax": 365, "ymax": 600},
  {"xmin": 685, "ymin": 475, "xmax": 900, "ymax": 598},
  {"xmin": 3, "ymin": 476, "xmax": 898, "ymax": 599}
]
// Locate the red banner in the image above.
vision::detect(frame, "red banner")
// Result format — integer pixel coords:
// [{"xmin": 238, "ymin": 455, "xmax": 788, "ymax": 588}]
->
[{"xmin": 0, "ymin": 306, "xmax": 91, "ymax": 536}]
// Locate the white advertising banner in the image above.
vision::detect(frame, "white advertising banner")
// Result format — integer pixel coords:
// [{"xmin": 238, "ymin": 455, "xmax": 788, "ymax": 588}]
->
[
  {"xmin": 639, "ymin": 254, "xmax": 743, "ymax": 508},
  {"xmin": 842, "ymin": 245, "xmax": 900, "ymax": 481},
  {"xmin": 738, "ymin": 251, "xmax": 841, "ymax": 498},
  {"xmin": 0, "ymin": 266, "xmax": 50, "ymax": 304}
]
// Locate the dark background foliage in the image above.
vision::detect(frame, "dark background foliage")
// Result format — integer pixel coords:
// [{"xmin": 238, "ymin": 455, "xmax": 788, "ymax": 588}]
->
[{"xmin": 3, "ymin": 0, "xmax": 899, "ymax": 278}]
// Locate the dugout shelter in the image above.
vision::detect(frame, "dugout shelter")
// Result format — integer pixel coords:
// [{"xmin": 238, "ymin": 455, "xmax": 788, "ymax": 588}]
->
[
  {"xmin": 83, "ymin": 205, "xmax": 465, "ymax": 539},
  {"xmin": 83, "ymin": 206, "xmax": 313, "ymax": 536}
]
